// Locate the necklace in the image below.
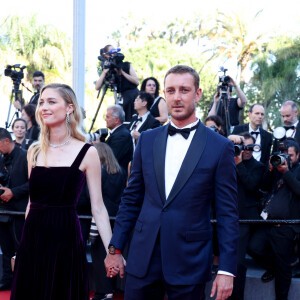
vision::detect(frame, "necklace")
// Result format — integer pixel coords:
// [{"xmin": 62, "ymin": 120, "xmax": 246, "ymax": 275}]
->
[{"xmin": 49, "ymin": 136, "xmax": 72, "ymax": 148}]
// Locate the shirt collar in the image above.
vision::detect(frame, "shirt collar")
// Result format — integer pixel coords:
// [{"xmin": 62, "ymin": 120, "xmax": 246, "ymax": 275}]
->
[
  {"xmin": 110, "ymin": 124, "xmax": 122, "ymax": 134},
  {"xmin": 170, "ymin": 118, "xmax": 199, "ymax": 129},
  {"xmin": 249, "ymin": 124, "xmax": 260, "ymax": 132},
  {"xmin": 138, "ymin": 111, "xmax": 150, "ymax": 122}
]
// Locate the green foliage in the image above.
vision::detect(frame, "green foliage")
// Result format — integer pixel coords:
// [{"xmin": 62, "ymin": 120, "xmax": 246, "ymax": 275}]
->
[
  {"xmin": 247, "ymin": 36, "xmax": 300, "ymax": 128},
  {"xmin": 0, "ymin": 14, "xmax": 71, "ymax": 81}
]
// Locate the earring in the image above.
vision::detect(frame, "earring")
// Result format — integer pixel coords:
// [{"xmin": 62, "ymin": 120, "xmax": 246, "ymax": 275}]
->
[{"xmin": 66, "ymin": 112, "xmax": 70, "ymax": 124}]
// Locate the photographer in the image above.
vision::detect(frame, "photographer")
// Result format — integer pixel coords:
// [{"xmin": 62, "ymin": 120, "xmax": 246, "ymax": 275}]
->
[
  {"xmin": 272, "ymin": 101, "xmax": 300, "ymax": 153},
  {"xmin": 248, "ymin": 140, "xmax": 300, "ymax": 300},
  {"xmin": 205, "ymin": 115, "xmax": 225, "ymax": 136},
  {"xmin": 233, "ymin": 104, "xmax": 272, "ymax": 166},
  {"xmin": 95, "ymin": 45, "xmax": 139, "ymax": 122},
  {"xmin": 28, "ymin": 71, "xmax": 45, "ymax": 106},
  {"xmin": 208, "ymin": 74, "xmax": 247, "ymax": 136},
  {"xmin": 0, "ymin": 128, "xmax": 29, "ymax": 290},
  {"xmin": 227, "ymin": 132, "xmax": 265, "ymax": 300}
]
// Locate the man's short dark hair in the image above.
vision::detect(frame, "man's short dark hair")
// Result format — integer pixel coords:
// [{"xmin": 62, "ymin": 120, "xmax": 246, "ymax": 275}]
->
[
  {"xmin": 33, "ymin": 71, "xmax": 45, "ymax": 80},
  {"xmin": 249, "ymin": 103, "xmax": 264, "ymax": 113},
  {"xmin": 287, "ymin": 140, "xmax": 300, "ymax": 154},
  {"xmin": 107, "ymin": 105, "xmax": 125, "ymax": 123},
  {"xmin": 239, "ymin": 132, "xmax": 255, "ymax": 144},
  {"xmin": 139, "ymin": 92, "xmax": 154, "ymax": 111},
  {"xmin": 0, "ymin": 128, "xmax": 13, "ymax": 142},
  {"xmin": 164, "ymin": 65, "xmax": 200, "ymax": 91}
]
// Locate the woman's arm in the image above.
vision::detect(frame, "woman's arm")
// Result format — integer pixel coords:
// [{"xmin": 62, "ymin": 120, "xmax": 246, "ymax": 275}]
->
[
  {"xmin": 84, "ymin": 146, "xmax": 112, "ymax": 252},
  {"xmin": 119, "ymin": 64, "xmax": 139, "ymax": 86},
  {"xmin": 95, "ymin": 68, "xmax": 110, "ymax": 91},
  {"xmin": 25, "ymin": 147, "xmax": 33, "ymax": 219},
  {"xmin": 156, "ymin": 98, "xmax": 168, "ymax": 124}
]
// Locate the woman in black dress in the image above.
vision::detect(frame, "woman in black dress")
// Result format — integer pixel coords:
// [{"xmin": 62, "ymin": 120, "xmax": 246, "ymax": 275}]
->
[
  {"xmin": 140, "ymin": 77, "xmax": 168, "ymax": 124},
  {"xmin": 11, "ymin": 83, "xmax": 117, "ymax": 300}
]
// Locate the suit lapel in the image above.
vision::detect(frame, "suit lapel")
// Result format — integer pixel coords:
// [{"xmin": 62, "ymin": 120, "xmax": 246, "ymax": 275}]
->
[
  {"xmin": 106, "ymin": 124, "xmax": 124, "ymax": 143},
  {"xmin": 153, "ymin": 125, "xmax": 168, "ymax": 204},
  {"xmin": 164, "ymin": 122, "xmax": 207, "ymax": 208},
  {"xmin": 139, "ymin": 116, "xmax": 150, "ymax": 133}
]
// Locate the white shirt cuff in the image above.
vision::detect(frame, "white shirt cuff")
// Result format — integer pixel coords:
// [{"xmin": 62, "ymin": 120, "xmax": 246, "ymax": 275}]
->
[{"xmin": 217, "ymin": 270, "xmax": 235, "ymax": 277}]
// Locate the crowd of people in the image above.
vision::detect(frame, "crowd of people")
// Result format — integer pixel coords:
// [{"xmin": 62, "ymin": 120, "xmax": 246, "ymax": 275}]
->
[{"xmin": 0, "ymin": 47, "xmax": 300, "ymax": 300}]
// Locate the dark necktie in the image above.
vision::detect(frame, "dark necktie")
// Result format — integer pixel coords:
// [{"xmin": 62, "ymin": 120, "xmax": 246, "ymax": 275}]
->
[
  {"xmin": 284, "ymin": 125, "xmax": 295, "ymax": 131},
  {"xmin": 137, "ymin": 117, "xmax": 143, "ymax": 122},
  {"xmin": 250, "ymin": 131, "xmax": 260, "ymax": 139},
  {"xmin": 168, "ymin": 123, "xmax": 199, "ymax": 139}
]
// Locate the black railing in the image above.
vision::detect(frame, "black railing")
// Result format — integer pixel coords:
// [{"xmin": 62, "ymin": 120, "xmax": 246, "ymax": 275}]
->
[{"xmin": 1, "ymin": 210, "xmax": 300, "ymax": 224}]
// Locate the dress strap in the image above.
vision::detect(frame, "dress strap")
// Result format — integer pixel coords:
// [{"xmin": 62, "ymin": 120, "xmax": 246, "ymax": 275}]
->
[{"xmin": 71, "ymin": 143, "xmax": 92, "ymax": 170}]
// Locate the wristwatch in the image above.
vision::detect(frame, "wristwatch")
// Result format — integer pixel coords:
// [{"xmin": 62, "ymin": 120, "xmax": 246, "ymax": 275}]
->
[{"xmin": 108, "ymin": 245, "xmax": 121, "ymax": 255}]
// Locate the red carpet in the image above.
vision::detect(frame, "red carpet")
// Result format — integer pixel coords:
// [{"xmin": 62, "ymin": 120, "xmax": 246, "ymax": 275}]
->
[{"xmin": 0, "ymin": 291, "xmax": 125, "ymax": 300}]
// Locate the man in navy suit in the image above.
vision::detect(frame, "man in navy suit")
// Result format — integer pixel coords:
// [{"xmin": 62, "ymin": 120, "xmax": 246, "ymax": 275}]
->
[{"xmin": 105, "ymin": 65, "xmax": 239, "ymax": 300}]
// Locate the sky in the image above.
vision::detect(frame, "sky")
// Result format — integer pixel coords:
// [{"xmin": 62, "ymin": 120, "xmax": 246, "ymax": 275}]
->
[{"xmin": 1, "ymin": 0, "xmax": 300, "ymax": 127}]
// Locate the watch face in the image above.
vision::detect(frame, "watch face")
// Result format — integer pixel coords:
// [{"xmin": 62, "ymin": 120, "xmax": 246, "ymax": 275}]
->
[{"xmin": 109, "ymin": 245, "xmax": 115, "ymax": 254}]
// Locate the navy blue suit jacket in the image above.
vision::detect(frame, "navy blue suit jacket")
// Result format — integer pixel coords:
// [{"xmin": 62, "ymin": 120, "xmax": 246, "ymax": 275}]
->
[{"xmin": 110, "ymin": 122, "xmax": 239, "ymax": 285}]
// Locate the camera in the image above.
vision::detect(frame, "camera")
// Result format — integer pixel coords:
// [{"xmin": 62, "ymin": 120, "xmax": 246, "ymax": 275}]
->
[
  {"xmin": 270, "ymin": 153, "xmax": 290, "ymax": 168},
  {"xmin": 234, "ymin": 143, "xmax": 261, "ymax": 156},
  {"xmin": 98, "ymin": 48, "xmax": 125, "ymax": 71},
  {"xmin": 85, "ymin": 128, "xmax": 108, "ymax": 143},
  {"xmin": 4, "ymin": 64, "xmax": 26, "ymax": 84},
  {"xmin": 208, "ymin": 125, "xmax": 219, "ymax": 133},
  {"xmin": 270, "ymin": 126, "xmax": 293, "ymax": 168},
  {"xmin": 218, "ymin": 67, "xmax": 231, "ymax": 89}
]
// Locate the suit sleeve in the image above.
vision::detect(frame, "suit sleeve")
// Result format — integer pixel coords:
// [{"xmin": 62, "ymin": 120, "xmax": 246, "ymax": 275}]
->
[
  {"xmin": 110, "ymin": 132, "xmax": 146, "ymax": 251},
  {"xmin": 283, "ymin": 168, "xmax": 300, "ymax": 197},
  {"xmin": 214, "ymin": 141, "xmax": 239, "ymax": 275}
]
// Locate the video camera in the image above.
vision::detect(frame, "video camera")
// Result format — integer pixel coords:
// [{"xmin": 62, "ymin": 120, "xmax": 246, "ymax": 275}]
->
[
  {"xmin": 270, "ymin": 127, "xmax": 293, "ymax": 168},
  {"xmin": 4, "ymin": 64, "xmax": 26, "ymax": 86},
  {"xmin": 234, "ymin": 142, "xmax": 261, "ymax": 156},
  {"xmin": 98, "ymin": 48, "xmax": 124, "ymax": 71},
  {"xmin": 218, "ymin": 66, "xmax": 231, "ymax": 92}
]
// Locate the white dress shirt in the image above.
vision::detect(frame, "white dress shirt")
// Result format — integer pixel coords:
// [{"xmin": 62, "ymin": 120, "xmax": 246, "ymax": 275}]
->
[{"xmin": 249, "ymin": 124, "xmax": 261, "ymax": 162}]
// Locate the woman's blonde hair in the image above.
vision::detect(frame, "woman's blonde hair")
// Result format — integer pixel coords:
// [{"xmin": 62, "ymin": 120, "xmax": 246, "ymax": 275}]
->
[
  {"xmin": 29, "ymin": 83, "xmax": 86, "ymax": 166},
  {"xmin": 94, "ymin": 142, "xmax": 121, "ymax": 174}
]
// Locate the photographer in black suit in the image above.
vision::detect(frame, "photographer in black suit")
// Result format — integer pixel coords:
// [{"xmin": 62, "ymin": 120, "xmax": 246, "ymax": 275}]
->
[
  {"xmin": 233, "ymin": 104, "xmax": 272, "ymax": 166},
  {"xmin": 228, "ymin": 132, "xmax": 265, "ymax": 300},
  {"xmin": 278, "ymin": 101, "xmax": 300, "ymax": 146},
  {"xmin": 105, "ymin": 105, "xmax": 133, "ymax": 174},
  {"xmin": 0, "ymin": 128, "xmax": 29, "ymax": 290},
  {"xmin": 127, "ymin": 92, "xmax": 161, "ymax": 148},
  {"xmin": 248, "ymin": 140, "xmax": 300, "ymax": 300}
]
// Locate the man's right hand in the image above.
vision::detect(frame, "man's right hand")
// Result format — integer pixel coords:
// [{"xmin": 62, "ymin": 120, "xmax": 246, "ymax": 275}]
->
[{"xmin": 104, "ymin": 253, "xmax": 125, "ymax": 278}]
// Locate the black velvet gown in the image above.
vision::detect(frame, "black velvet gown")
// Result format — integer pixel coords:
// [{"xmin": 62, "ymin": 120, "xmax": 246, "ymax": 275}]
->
[{"xmin": 10, "ymin": 144, "xmax": 92, "ymax": 300}]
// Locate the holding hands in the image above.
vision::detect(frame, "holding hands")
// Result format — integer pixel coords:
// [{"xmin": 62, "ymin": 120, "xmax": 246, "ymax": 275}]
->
[{"xmin": 104, "ymin": 251, "xmax": 126, "ymax": 278}]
